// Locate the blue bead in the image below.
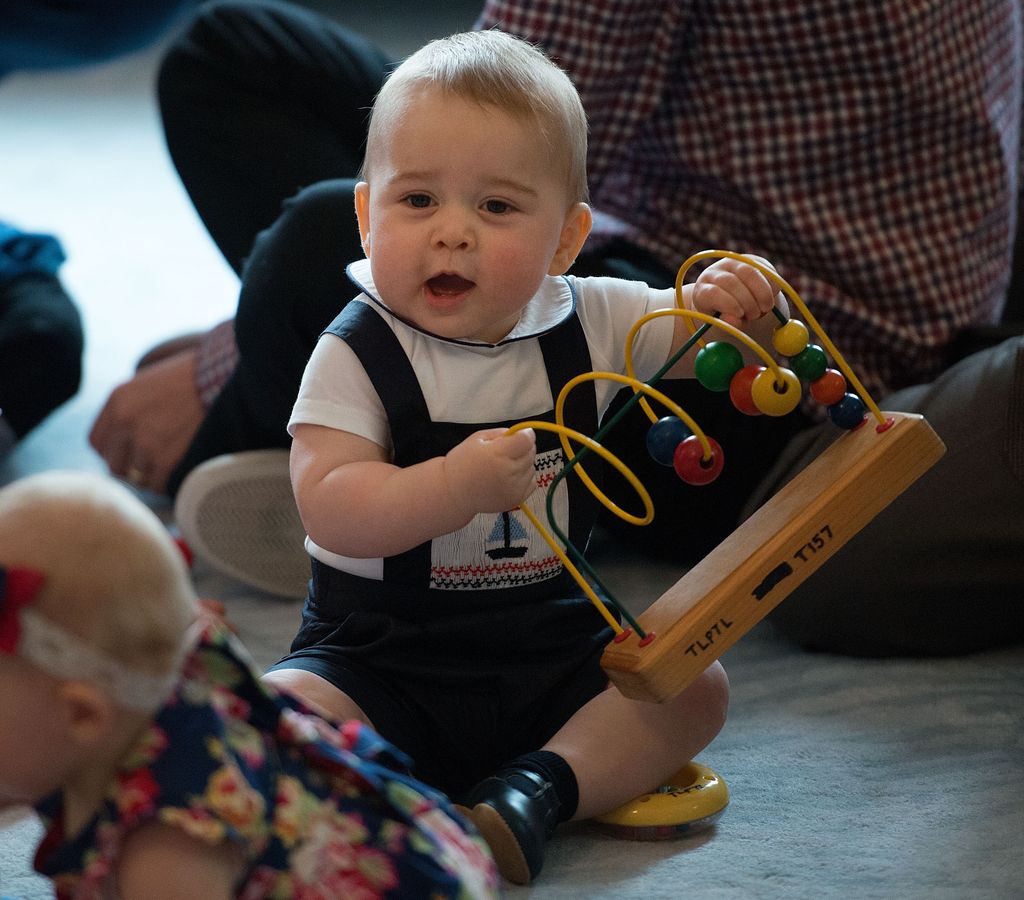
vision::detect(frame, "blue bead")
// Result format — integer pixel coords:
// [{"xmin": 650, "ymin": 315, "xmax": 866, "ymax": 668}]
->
[
  {"xmin": 828, "ymin": 393, "xmax": 867, "ymax": 429},
  {"xmin": 647, "ymin": 416, "xmax": 693, "ymax": 466}
]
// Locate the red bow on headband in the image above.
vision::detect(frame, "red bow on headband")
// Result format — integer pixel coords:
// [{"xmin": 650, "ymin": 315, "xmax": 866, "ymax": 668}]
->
[{"xmin": 0, "ymin": 565, "xmax": 46, "ymax": 653}]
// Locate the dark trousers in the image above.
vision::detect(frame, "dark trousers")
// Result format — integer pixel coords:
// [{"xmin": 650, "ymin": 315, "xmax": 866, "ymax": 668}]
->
[
  {"xmin": 159, "ymin": 0, "xmax": 392, "ymax": 489},
  {"xmin": 158, "ymin": 0, "xmax": 1023, "ymax": 655},
  {"xmin": 0, "ymin": 274, "xmax": 82, "ymax": 438}
]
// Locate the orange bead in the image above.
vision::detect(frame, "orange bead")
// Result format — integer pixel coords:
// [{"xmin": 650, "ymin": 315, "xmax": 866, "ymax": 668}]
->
[
  {"xmin": 729, "ymin": 365, "xmax": 765, "ymax": 416},
  {"xmin": 810, "ymin": 368, "xmax": 847, "ymax": 406}
]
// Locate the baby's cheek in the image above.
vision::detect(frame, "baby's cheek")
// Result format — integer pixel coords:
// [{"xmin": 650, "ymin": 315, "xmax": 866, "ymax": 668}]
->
[
  {"xmin": 493, "ymin": 244, "xmax": 530, "ymax": 275},
  {"xmin": 498, "ymin": 248, "xmax": 551, "ymax": 300}
]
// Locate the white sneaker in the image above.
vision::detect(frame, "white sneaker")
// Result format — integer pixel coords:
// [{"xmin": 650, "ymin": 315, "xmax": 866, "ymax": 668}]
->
[{"xmin": 174, "ymin": 450, "xmax": 309, "ymax": 598}]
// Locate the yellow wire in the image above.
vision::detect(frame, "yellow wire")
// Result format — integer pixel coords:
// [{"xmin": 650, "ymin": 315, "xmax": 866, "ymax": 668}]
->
[
  {"xmin": 507, "ymin": 419, "xmax": 636, "ymax": 634},
  {"xmin": 509, "ymin": 417, "xmax": 654, "ymax": 526},
  {"xmin": 506, "ymin": 370, "xmax": 722, "ymax": 634},
  {"xmin": 554, "ymin": 371, "xmax": 717, "ymax": 508},
  {"xmin": 517, "ymin": 504, "xmax": 623, "ymax": 634},
  {"xmin": 675, "ymin": 249, "xmax": 887, "ymax": 426}
]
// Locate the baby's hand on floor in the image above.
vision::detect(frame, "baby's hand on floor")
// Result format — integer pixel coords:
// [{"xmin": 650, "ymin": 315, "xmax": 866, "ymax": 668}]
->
[
  {"xmin": 197, "ymin": 598, "xmax": 236, "ymax": 633},
  {"xmin": 444, "ymin": 427, "xmax": 537, "ymax": 517}
]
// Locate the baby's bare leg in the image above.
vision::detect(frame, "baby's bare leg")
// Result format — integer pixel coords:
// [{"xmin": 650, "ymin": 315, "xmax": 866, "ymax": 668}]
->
[
  {"xmin": 543, "ymin": 661, "xmax": 729, "ymax": 820},
  {"xmin": 463, "ymin": 661, "xmax": 729, "ymax": 884},
  {"xmin": 262, "ymin": 668, "xmax": 374, "ymax": 727}
]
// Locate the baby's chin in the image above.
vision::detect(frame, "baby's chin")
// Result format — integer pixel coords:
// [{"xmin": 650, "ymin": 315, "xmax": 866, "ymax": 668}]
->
[{"xmin": 423, "ymin": 315, "xmax": 514, "ymax": 344}]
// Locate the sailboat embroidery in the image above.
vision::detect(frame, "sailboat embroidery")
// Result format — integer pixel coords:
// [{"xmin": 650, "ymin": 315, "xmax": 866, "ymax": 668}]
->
[{"xmin": 485, "ymin": 510, "xmax": 529, "ymax": 559}]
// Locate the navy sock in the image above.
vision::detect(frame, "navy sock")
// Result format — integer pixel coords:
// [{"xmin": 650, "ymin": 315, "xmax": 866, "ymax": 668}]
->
[{"xmin": 495, "ymin": 750, "xmax": 579, "ymax": 823}]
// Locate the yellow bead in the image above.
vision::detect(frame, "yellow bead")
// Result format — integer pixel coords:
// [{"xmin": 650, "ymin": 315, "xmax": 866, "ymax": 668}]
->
[
  {"xmin": 772, "ymin": 319, "xmax": 810, "ymax": 357},
  {"xmin": 751, "ymin": 367, "xmax": 802, "ymax": 416}
]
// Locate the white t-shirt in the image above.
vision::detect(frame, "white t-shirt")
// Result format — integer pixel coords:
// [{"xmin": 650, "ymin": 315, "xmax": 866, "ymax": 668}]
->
[{"xmin": 289, "ymin": 257, "xmax": 678, "ymax": 576}]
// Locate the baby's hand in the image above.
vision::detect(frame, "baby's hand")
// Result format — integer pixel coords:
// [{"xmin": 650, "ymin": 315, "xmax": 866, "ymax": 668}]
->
[
  {"xmin": 444, "ymin": 427, "xmax": 537, "ymax": 516},
  {"xmin": 692, "ymin": 256, "xmax": 778, "ymax": 329}
]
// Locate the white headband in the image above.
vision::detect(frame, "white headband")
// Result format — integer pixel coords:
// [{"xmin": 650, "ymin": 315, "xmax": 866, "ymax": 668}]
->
[{"xmin": 17, "ymin": 609, "xmax": 183, "ymax": 713}]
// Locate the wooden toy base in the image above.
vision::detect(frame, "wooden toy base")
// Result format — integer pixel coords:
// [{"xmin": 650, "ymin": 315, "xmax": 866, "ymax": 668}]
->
[{"xmin": 601, "ymin": 412, "xmax": 946, "ymax": 702}]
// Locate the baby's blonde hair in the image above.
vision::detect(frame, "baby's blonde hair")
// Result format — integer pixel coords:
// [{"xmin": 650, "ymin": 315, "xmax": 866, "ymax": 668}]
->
[
  {"xmin": 0, "ymin": 471, "xmax": 197, "ymax": 679},
  {"xmin": 363, "ymin": 29, "xmax": 589, "ymax": 203}
]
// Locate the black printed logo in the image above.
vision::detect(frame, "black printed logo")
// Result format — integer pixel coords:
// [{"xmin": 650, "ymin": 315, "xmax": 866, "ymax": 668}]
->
[{"xmin": 752, "ymin": 562, "xmax": 793, "ymax": 601}]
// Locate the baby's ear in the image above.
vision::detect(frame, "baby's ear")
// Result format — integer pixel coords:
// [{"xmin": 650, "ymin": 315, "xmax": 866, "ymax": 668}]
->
[
  {"xmin": 548, "ymin": 203, "xmax": 593, "ymax": 276},
  {"xmin": 58, "ymin": 680, "xmax": 116, "ymax": 746},
  {"xmin": 354, "ymin": 181, "xmax": 372, "ymax": 256}
]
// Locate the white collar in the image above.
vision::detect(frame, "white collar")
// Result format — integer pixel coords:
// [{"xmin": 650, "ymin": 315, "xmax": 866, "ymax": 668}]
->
[{"xmin": 346, "ymin": 258, "xmax": 576, "ymax": 347}]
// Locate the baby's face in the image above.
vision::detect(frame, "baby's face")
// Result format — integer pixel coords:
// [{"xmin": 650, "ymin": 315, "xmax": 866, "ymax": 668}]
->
[
  {"xmin": 0, "ymin": 656, "xmax": 74, "ymax": 806},
  {"xmin": 356, "ymin": 86, "xmax": 587, "ymax": 344}
]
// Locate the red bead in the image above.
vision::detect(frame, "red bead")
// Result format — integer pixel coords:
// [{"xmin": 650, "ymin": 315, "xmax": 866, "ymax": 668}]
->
[
  {"xmin": 673, "ymin": 435, "xmax": 725, "ymax": 485},
  {"xmin": 729, "ymin": 365, "xmax": 765, "ymax": 416},
  {"xmin": 810, "ymin": 368, "xmax": 847, "ymax": 406}
]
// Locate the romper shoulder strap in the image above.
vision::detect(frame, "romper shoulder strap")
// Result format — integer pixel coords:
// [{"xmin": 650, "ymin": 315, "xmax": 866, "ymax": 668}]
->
[{"xmin": 324, "ymin": 300, "xmax": 431, "ymax": 430}]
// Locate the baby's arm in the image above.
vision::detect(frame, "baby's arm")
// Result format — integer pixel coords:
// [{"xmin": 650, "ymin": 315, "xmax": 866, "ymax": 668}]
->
[
  {"xmin": 117, "ymin": 822, "xmax": 244, "ymax": 899},
  {"xmin": 665, "ymin": 255, "xmax": 788, "ymax": 377},
  {"xmin": 291, "ymin": 423, "xmax": 537, "ymax": 558}
]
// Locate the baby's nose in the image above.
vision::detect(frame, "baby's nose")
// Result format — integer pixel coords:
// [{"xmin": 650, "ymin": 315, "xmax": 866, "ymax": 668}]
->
[{"xmin": 433, "ymin": 209, "xmax": 474, "ymax": 250}]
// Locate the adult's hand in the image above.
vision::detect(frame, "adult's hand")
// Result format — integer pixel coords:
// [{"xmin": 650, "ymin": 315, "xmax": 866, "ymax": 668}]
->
[{"xmin": 89, "ymin": 349, "xmax": 204, "ymax": 494}]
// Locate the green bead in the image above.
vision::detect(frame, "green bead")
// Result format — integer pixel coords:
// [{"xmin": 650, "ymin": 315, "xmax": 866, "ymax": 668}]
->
[
  {"xmin": 790, "ymin": 344, "xmax": 828, "ymax": 381},
  {"xmin": 695, "ymin": 342, "xmax": 744, "ymax": 392}
]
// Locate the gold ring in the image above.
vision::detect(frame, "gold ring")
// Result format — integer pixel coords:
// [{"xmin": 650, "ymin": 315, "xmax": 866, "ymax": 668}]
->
[{"xmin": 126, "ymin": 466, "xmax": 145, "ymax": 486}]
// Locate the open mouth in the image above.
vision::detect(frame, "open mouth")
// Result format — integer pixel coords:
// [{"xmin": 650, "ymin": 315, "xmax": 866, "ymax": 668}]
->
[{"xmin": 426, "ymin": 273, "xmax": 475, "ymax": 296}]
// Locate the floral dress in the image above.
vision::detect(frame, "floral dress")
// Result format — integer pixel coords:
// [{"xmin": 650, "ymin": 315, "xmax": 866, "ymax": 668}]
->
[{"xmin": 32, "ymin": 623, "xmax": 499, "ymax": 899}]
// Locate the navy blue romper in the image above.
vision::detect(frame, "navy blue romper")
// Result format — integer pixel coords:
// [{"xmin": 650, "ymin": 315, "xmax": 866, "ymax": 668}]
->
[{"xmin": 274, "ymin": 297, "xmax": 616, "ymax": 799}]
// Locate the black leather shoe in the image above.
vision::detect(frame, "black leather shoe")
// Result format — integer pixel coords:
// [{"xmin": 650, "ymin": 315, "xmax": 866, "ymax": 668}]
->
[{"xmin": 462, "ymin": 769, "xmax": 561, "ymax": 885}]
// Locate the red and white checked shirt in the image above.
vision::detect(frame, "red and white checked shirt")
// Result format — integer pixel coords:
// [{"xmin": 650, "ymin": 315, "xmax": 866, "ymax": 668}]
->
[{"xmin": 478, "ymin": 0, "xmax": 1022, "ymax": 398}]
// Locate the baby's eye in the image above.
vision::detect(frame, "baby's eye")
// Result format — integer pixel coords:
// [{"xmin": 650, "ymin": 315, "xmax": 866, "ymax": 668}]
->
[
  {"xmin": 404, "ymin": 194, "xmax": 433, "ymax": 209},
  {"xmin": 483, "ymin": 199, "xmax": 514, "ymax": 215}
]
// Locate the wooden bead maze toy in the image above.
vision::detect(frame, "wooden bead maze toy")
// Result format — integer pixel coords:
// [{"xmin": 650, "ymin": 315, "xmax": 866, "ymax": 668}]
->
[{"xmin": 509, "ymin": 251, "xmax": 946, "ymax": 704}]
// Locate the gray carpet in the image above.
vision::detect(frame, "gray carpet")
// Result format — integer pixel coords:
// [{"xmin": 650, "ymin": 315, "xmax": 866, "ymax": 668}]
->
[
  {"xmin": 2, "ymin": 11, "xmax": 1022, "ymax": 899},
  {"xmin": 4, "ymin": 576, "xmax": 1022, "ymax": 899}
]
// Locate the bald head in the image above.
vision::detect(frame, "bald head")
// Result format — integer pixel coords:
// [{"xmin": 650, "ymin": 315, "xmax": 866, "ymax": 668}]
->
[{"xmin": 0, "ymin": 471, "xmax": 197, "ymax": 675}]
